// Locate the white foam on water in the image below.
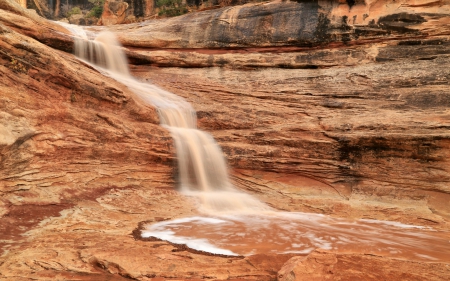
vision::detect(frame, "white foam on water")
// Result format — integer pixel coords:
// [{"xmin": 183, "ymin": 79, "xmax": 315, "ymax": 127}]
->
[
  {"xmin": 138, "ymin": 212, "xmax": 450, "ymax": 261},
  {"xmin": 414, "ymin": 253, "xmax": 439, "ymax": 260},
  {"xmin": 55, "ymin": 21, "xmax": 89, "ymax": 40},
  {"xmin": 283, "ymin": 248, "xmax": 315, "ymax": 255},
  {"xmin": 152, "ymin": 216, "xmax": 229, "ymax": 227},
  {"xmin": 359, "ymin": 219, "xmax": 428, "ymax": 229},
  {"xmin": 142, "ymin": 229, "xmax": 238, "ymax": 256}
]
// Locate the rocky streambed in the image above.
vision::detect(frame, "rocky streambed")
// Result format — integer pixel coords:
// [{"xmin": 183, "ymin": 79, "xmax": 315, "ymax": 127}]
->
[{"xmin": 1, "ymin": 0, "xmax": 450, "ymax": 280}]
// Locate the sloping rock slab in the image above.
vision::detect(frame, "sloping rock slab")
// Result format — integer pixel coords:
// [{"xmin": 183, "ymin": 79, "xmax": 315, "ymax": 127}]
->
[{"xmin": 278, "ymin": 250, "xmax": 450, "ymax": 281}]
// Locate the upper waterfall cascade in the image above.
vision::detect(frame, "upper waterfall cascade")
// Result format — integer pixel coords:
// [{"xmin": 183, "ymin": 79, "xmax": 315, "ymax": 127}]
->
[{"xmin": 70, "ymin": 28, "xmax": 269, "ymax": 213}]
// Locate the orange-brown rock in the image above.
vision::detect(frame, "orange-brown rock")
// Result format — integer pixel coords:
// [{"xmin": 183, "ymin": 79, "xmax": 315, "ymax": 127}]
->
[
  {"xmin": 132, "ymin": 45, "xmax": 450, "ymax": 228},
  {"xmin": 113, "ymin": 0, "xmax": 450, "ymax": 228},
  {"xmin": 98, "ymin": 0, "xmax": 129, "ymax": 26},
  {"xmin": 1, "ymin": 0, "xmax": 450, "ymax": 280},
  {"xmin": 14, "ymin": 0, "xmax": 26, "ymax": 8},
  {"xmin": 0, "ymin": 2, "xmax": 176, "ymax": 275},
  {"xmin": 278, "ymin": 250, "xmax": 450, "ymax": 281},
  {"xmin": 103, "ymin": 0, "xmax": 450, "ymax": 49},
  {"xmin": 0, "ymin": 0, "xmax": 73, "ymax": 51}
]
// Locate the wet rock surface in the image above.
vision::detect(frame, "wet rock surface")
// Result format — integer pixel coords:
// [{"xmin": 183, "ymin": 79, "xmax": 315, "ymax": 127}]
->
[{"xmin": 1, "ymin": 0, "xmax": 450, "ymax": 280}]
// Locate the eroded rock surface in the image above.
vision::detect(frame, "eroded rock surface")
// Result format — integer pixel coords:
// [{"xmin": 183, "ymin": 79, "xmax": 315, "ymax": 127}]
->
[
  {"xmin": 0, "ymin": 5, "xmax": 176, "ymax": 277},
  {"xmin": 99, "ymin": 0, "xmax": 130, "ymax": 26},
  {"xmin": 1, "ymin": 0, "xmax": 450, "ymax": 280},
  {"xmin": 105, "ymin": 0, "xmax": 450, "ymax": 49},
  {"xmin": 278, "ymin": 250, "xmax": 450, "ymax": 281},
  {"xmin": 133, "ymin": 51, "xmax": 450, "ymax": 228},
  {"xmin": 0, "ymin": 0, "xmax": 73, "ymax": 51}
]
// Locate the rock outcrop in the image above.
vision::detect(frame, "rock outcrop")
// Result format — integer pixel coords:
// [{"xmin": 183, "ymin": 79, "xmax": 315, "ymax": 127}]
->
[
  {"xmin": 0, "ymin": 2, "xmax": 176, "ymax": 276},
  {"xmin": 105, "ymin": 0, "xmax": 450, "ymax": 48},
  {"xmin": 113, "ymin": 0, "xmax": 450, "ymax": 226},
  {"xmin": 98, "ymin": 0, "xmax": 130, "ymax": 25},
  {"xmin": 0, "ymin": 0, "xmax": 450, "ymax": 280},
  {"xmin": 15, "ymin": 0, "xmax": 26, "ymax": 8},
  {"xmin": 0, "ymin": 0, "xmax": 73, "ymax": 51},
  {"xmin": 278, "ymin": 250, "xmax": 450, "ymax": 281}
]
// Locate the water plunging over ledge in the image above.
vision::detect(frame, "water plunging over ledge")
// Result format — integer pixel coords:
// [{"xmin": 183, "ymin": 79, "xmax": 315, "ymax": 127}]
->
[
  {"xmin": 65, "ymin": 26, "xmax": 450, "ymax": 261},
  {"xmin": 71, "ymin": 29, "xmax": 268, "ymax": 214}
]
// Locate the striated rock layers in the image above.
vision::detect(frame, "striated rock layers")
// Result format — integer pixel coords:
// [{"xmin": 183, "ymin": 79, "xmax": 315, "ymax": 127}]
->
[
  {"xmin": 110, "ymin": 0, "xmax": 450, "ymax": 226},
  {"xmin": 1, "ymin": 0, "xmax": 450, "ymax": 280}
]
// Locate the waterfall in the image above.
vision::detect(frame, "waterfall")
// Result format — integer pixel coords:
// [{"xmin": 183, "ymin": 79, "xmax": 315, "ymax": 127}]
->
[
  {"xmin": 69, "ymin": 30, "xmax": 269, "ymax": 213},
  {"xmin": 58, "ymin": 25, "xmax": 450, "ymax": 262}
]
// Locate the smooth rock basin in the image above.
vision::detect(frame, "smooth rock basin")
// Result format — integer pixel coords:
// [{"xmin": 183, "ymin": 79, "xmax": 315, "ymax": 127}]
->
[{"xmin": 140, "ymin": 212, "xmax": 450, "ymax": 261}]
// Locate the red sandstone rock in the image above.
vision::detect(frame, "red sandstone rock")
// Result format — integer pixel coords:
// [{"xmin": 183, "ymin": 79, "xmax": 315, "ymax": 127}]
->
[
  {"xmin": 98, "ymin": 0, "xmax": 129, "ymax": 26},
  {"xmin": 278, "ymin": 250, "xmax": 450, "ymax": 281},
  {"xmin": 103, "ymin": 0, "xmax": 450, "ymax": 48},
  {"xmin": 0, "ymin": 0, "xmax": 450, "ymax": 280},
  {"xmin": 0, "ymin": 0, "xmax": 73, "ymax": 51},
  {"xmin": 0, "ymin": 5, "xmax": 174, "ymax": 261}
]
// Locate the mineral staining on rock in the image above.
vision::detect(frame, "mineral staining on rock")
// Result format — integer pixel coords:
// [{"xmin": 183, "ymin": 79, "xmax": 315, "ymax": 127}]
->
[{"xmin": 1, "ymin": 0, "xmax": 450, "ymax": 280}]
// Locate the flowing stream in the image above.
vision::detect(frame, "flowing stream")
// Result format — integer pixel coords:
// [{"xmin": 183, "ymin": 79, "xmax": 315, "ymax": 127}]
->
[{"xmin": 65, "ymin": 25, "xmax": 450, "ymax": 261}]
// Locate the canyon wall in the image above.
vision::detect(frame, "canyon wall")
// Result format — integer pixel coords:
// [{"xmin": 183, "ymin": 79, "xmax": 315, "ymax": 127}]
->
[
  {"xmin": 107, "ymin": 0, "xmax": 450, "ymax": 225},
  {"xmin": 1, "ymin": 0, "xmax": 450, "ymax": 280}
]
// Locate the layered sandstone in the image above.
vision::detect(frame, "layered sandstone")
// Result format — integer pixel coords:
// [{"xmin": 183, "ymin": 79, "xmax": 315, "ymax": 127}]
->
[
  {"xmin": 1, "ymin": 0, "xmax": 450, "ymax": 280},
  {"xmin": 0, "ymin": 4, "xmax": 176, "ymax": 277},
  {"xmin": 117, "ymin": 0, "xmax": 450, "ymax": 226},
  {"xmin": 278, "ymin": 250, "xmax": 450, "ymax": 281}
]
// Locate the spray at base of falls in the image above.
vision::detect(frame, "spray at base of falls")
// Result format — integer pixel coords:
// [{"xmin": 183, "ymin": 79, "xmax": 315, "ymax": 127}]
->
[{"xmin": 71, "ymin": 29, "xmax": 269, "ymax": 214}]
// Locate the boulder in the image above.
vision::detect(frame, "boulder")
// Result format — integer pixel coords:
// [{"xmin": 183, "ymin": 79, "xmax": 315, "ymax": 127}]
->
[
  {"xmin": 68, "ymin": 12, "xmax": 85, "ymax": 24},
  {"xmin": 98, "ymin": 0, "xmax": 129, "ymax": 25}
]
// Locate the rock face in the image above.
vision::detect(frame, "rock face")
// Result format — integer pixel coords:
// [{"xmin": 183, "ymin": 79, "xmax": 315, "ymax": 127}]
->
[
  {"xmin": 0, "ymin": 2, "xmax": 176, "ymax": 277},
  {"xmin": 0, "ymin": 0, "xmax": 450, "ymax": 280},
  {"xmin": 0, "ymin": 0, "xmax": 73, "ymax": 51},
  {"xmin": 124, "ymin": 0, "xmax": 154, "ymax": 17},
  {"xmin": 133, "ymin": 53, "xmax": 450, "ymax": 227},
  {"xmin": 15, "ymin": 0, "xmax": 26, "ymax": 8},
  {"xmin": 278, "ymin": 250, "xmax": 450, "ymax": 281},
  {"xmin": 99, "ymin": 0, "xmax": 130, "ymax": 25},
  {"xmin": 105, "ymin": 0, "xmax": 450, "ymax": 48},
  {"xmin": 117, "ymin": 0, "xmax": 450, "ymax": 226}
]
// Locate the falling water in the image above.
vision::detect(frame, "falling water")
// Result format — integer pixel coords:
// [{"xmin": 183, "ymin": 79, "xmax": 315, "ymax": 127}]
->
[
  {"xmin": 64, "ymin": 26, "xmax": 450, "ymax": 261},
  {"xmin": 70, "ymin": 29, "xmax": 268, "ymax": 213}
]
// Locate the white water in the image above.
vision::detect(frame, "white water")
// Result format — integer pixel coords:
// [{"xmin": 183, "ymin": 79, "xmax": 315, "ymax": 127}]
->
[
  {"xmin": 68, "ymin": 27, "xmax": 268, "ymax": 214},
  {"xmin": 141, "ymin": 213, "xmax": 450, "ymax": 261}
]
